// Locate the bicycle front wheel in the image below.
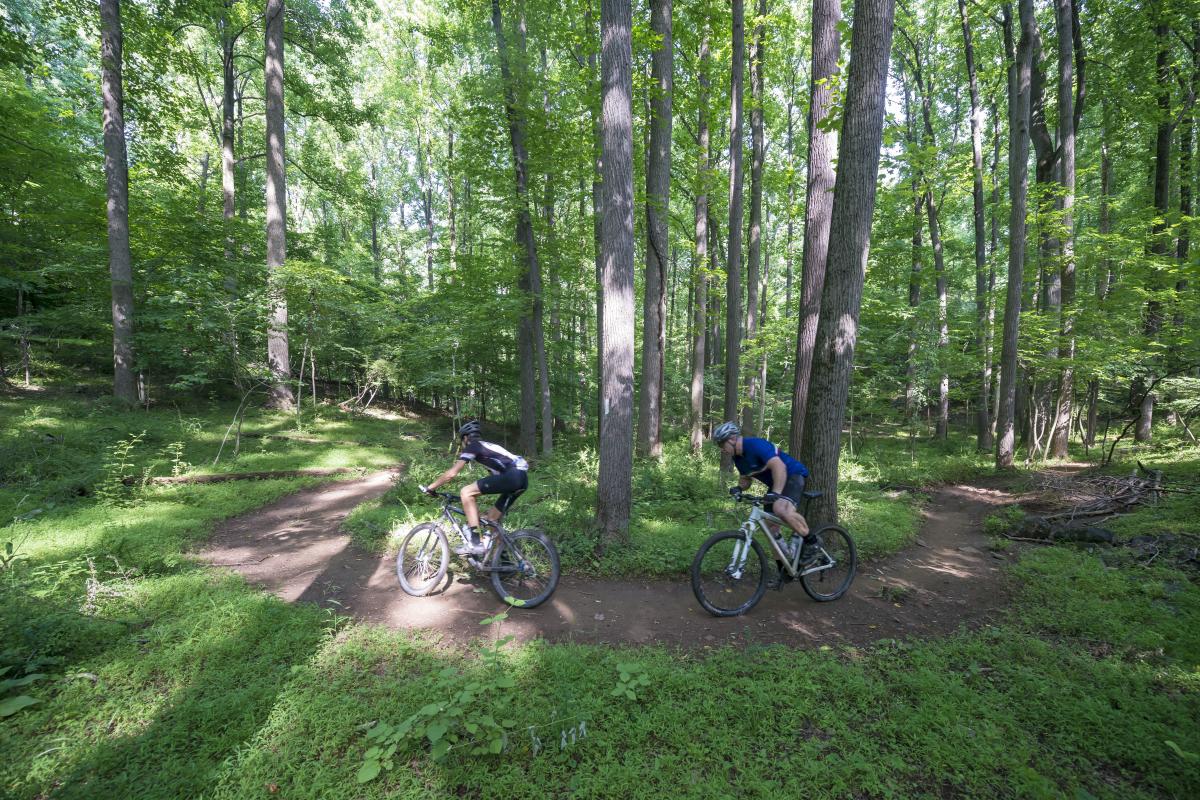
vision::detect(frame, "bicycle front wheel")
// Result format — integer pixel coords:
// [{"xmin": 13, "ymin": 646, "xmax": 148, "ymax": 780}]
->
[
  {"xmin": 395, "ymin": 522, "xmax": 450, "ymax": 596},
  {"xmin": 799, "ymin": 524, "xmax": 857, "ymax": 602},
  {"xmin": 490, "ymin": 529, "xmax": 560, "ymax": 608},
  {"xmin": 691, "ymin": 531, "xmax": 768, "ymax": 617}
]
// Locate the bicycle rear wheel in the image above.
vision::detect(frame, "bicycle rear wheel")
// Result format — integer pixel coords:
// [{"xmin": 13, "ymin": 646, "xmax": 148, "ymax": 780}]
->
[
  {"xmin": 395, "ymin": 522, "xmax": 450, "ymax": 596},
  {"xmin": 799, "ymin": 524, "xmax": 857, "ymax": 602},
  {"xmin": 490, "ymin": 529, "xmax": 559, "ymax": 608},
  {"xmin": 690, "ymin": 531, "xmax": 768, "ymax": 617}
]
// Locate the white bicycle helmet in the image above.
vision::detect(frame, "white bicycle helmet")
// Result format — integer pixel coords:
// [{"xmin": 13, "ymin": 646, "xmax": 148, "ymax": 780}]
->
[{"xmin": 711, "ymin": 421, "xmax": 740, "ymax": 445}]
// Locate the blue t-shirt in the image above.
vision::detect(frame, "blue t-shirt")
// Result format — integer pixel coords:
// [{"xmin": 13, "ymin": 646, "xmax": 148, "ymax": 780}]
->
[{"xmin": 733, "ymin": 437, "xmax": 808, "ymax": 487}]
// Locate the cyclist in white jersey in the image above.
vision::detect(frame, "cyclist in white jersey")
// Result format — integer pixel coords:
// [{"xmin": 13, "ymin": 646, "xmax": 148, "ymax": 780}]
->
[{"xmin": 423, "ymin": 420, "xmax": 529, "ymax": 554}]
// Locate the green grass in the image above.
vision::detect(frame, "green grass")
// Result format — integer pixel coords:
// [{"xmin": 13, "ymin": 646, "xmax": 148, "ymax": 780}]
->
[{"xmin": 3, "ymin": 392, "xmax": 1197, "ymax": 798}]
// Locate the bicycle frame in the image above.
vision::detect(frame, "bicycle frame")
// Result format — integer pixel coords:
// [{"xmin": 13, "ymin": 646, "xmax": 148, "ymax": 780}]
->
[
  {"xmin": 731, "ymin": 504, "xmax": 837, "ymax": 580},
  {"xmin": 431, "ymin": 497, "xmax": 524, "ymax": 574}
]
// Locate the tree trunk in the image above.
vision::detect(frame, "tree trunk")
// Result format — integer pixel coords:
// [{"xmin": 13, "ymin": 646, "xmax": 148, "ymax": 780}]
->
[
  {"xmin": 222, "ymin": 12, "xmax": 237, "ymax": 273},
  {"xmin": 928, "ymin": 195, "xmax": 949, "ymax": 441},
  {"xmin": 491, "ymin": 0, "xmax": 551, "ymax": 456},
  {"xmin": 595, "ymin": 0, "xmax": 636, "ymax": 542},
  {"xmin": 960, "ymin": 0, "xmax": 992, "ymax": 451},
  {"xmin": 638, "ymin": 0, "xmax": 672, "ymax": 458},
  {"xmin": 784, "ymin": 64, "xmax": 798, "ymax": 317},
  {"xmin": 789, "ymin": 0, "xmax": 840, "ymax": 456},
  {"xmin": 800, "ymin": 0, "xmax": 896, "ymax": 524},
  {"xmin": 997, "ymin": 0, "xmax": 1033, "ymax": 468},
  {"xmin": 264, "ymin": 0, "xmax": 294, "ymax": 411},
  {"xmin": 902, "ymin": 79, "xmax": 923, "ymax": 422},
  {"xmin": 100, "ymin": 0, "xmax": 137, "ymax": 404},
  {"xmin": 1139, "ymin": 19, "xmax": 1173, "ymax": 442},
  {"xmin": 417, "ymin": 130, "xmax": 435, "ymax": 289},
  {"xmin": 723, "ymin": 0, "xmax": 745, "ymax": 469},
  {"xmin": 1050, "ymin": 0, "xmax": 1081, "ymax": 458},
  {"xmin": 690, "ymin": 33, "xmax": 710, "ymax": 454},
  {"xmin": 742, "ymin": 0, "xmax": 766, "ymax": 433}
]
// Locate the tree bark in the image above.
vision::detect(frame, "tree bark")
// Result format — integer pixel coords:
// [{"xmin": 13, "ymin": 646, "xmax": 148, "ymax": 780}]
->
[
  {"xmin": 595, "ymin": 0, "xmax": 636, "ymax": 542},
  {"xmin": 901, "ymin": 78, "xmax": 923, "ymax": 422},
  {"xmin": 1050, "ymin": 0, "xmax": 1081, "ymax": 458},
  {"xmin": 1139, "ymin": 19, "xmax": 1173, "ymax": 442},
  {"xmin": 996, "ymin": 0, "xmax": 1033, "ymax": 468},
  {"xmin": 743, "ymin": 0, "xmax": 766, "ymax": 433},
  {"xmin": 723, "ymin": 0, "xmax": 745, "ymax": 469},
  {"xmin": 789, "ymin": 0, "xmax": 840, "ymax": 456},
  {"xmin": 264, "ymin": 0, "xmax": 294, "ymax": 411},
  {"xmin": 638, "ymin": 0, "xmax": 672, "ymax": 458},
  {"xmin": 100, "ymin": 0, "xmax": 137, "ymax": 404},
  {"xmin": 800, "ymin": 0, "xmax": 896, "ymax": 524},
  {"xmin": 690, "ymin": 33, "xmax": 711, "ymax": 454},
  {"xmin": 491, "ymin": 0, "xmax": 551, "ymax": 456},
  {"xmin": 960, "ymin": 0, "xmax": 992, "ymax": 451}
]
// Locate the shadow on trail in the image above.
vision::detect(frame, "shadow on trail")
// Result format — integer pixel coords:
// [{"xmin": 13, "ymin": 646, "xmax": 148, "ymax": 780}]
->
[{"xmin": 200, "ymin": 473, "xmax": 1021, "ymax": 650}]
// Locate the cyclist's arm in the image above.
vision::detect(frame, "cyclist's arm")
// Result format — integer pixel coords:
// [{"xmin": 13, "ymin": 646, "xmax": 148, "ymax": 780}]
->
[
  {"xmin": 737, "ymin": 475, "xmax": 753, "ymax": 491},
  {"xmin": 427, "ymin": 458, "xmax": 467, "ymax": 491}
]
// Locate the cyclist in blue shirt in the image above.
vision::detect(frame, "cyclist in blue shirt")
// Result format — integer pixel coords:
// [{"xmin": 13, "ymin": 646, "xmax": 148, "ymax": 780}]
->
[
  {"xmin": 711, "ymin": 421, "xmax": 820, "ymax": 563},
  {"xmin": 423, "ymin": 420, "xmax": 529, "ymax": 555}
]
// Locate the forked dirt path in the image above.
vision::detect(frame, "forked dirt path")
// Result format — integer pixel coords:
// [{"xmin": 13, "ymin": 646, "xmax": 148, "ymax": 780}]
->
[{"xmin": 197, "ymin": 471, "xmax": 1023, "ymax": 649}]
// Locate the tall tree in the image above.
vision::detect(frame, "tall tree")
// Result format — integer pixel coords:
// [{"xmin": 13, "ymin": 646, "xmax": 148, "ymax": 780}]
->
[
  {"xmin": 100, "ymin": 0, "xmax": 137, "ymax": 404},
  {"xmin": 789, "ymin": 0, "xmax": 840, "ymax": 455},
  {"xmin": 959, "ymin": 0, "xmax": 991, "ymax": 451},
  {"xmin": 690, "ymin": 32, "xmax": 711, "ymax": 453},
  {"xmin": 264, "ymin": 0, "xmax": 294, "ymax": 410},
  {"xmin": 800, "ymin": 0, "xmax": 896, "ymax": 524},
  {"xmin": 743, "ymin": 0, "xmax": 767, "ymax": 431},
  {"xmin": 638, "ymin": 0, "xmax": 672, "ymax": 458},
  {"xmin": 490, "ymin": 0, "xmax": 552, "ymax": 455},
  {"xmin": 596, "ymin": 0, "xmax": 635, "ymax": 541},
  {"xmin": 1049, "ymin": 0, "xmax": 1083, "ymax": 458},
  {"xmin": 1139, "ymin": 15, "xmax": 1173, "ymax": 442},
  {"xmin": 723, "ymin": 0, "xmax": 745, "ymax": 467},
  {"xmin": 997, "ymin": 0, "xmax": 1034, "ymax": 468}
]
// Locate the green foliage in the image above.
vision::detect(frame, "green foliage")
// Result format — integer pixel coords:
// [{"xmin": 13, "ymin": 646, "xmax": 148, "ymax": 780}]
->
[
  {"xmin": 0, "ymin": 404, "xmax": 1198, "ymax": 798},
  {"xmin": 611, "ymin": 661, "xmax": 651, "ymax": 701},
  {"xmin": 357, "ymin": 613, "xmax": 518, "ymax": 779}
]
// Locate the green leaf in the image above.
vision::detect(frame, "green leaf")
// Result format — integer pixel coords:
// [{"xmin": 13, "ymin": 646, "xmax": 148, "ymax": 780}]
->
[
  {"xmin": 426, "ymin": 721, "xmax": 449, "ymax": 742},
  {"xmin": 0, "ymin": 695, "xmax": 39, "ymax": 717},
  {"xmin": 419, "ymin": 702, "xmax": 442, "ymax": 716},
  {"xmin": 1165, "ymin": 740, "xmax": 1200, "ymax": 763},
  {"xmin": 431, "ymin": 739, "xmax": 452, "ymax": 760},
  {"xmin": 488, "ymin": 737, "xmax": 504, "ymax": 754},
  {"xmin": 356, "ymin": 759, "xmax": 381, "ymax": 783}
]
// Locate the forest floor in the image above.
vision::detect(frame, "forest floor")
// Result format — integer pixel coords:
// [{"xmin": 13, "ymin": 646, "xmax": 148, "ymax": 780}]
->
[{"xmin": 198, "ymin": 470, "xmax": 1046, "ymax": 648}]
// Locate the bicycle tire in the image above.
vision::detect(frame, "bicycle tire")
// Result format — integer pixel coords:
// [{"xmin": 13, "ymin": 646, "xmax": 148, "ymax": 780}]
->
[
  {"xmin": 799, "ymin": 524, "xmax": 857, "ymax": 602},
  {"xmin": 490, "ymin": 529, "xmax": 560, "ymax": 608},
  {"xmin": 395, "ymin": 522, "xmax": 450, "ymax": 596},
  {"xmin": 690, "ymin": 530, "xmax": 768, "ymax": 617}
]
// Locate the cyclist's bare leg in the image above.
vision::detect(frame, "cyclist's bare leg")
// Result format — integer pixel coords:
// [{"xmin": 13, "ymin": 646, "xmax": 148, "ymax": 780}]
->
[
  {"xmin": 770, "ymin": 498, "xmax": 810, "ymax": 537},
  {"xmin": 482, "ymin": 506, "xmax": 502, "ymax": 525},
  {"xmin": 460, "ymin": 482, "xmax": 483, "ymax": 529}
]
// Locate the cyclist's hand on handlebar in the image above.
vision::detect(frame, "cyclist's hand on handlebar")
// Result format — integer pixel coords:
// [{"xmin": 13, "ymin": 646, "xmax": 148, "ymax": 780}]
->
[
  {"xmin": 728, "ymin": 486, "xmax": 743, "ymax": 500},
  {"xmin": 419, "ymin": 484, "xmax": 438, "ymax": 497},
  {"xmin": 763, "ymin": 492, "xmax": 783, "ymax": 507}
]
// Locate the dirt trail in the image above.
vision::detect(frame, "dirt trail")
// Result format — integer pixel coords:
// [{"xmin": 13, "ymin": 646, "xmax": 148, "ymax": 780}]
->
[{"xmin": 197, "ymin": 472, "xmax": 1021, "ymax": 649}]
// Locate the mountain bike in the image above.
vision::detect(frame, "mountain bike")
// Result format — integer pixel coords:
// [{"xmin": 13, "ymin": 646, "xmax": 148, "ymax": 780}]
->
[
  {"xmin": 396, "ymin": 490, "xmax": 560, "ymax": 608},
  {"xmin": 691, "ymin": 490, "xmax": 857, "ymax": 616}
]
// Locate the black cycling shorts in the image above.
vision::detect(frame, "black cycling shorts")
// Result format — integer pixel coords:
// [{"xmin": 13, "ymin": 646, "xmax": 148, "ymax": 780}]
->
[
  {"xmin": 775, "ymin": 473, "xmax": 806, "ymax": 508},
  {"xmin": 475, "ymin": 467, "xmax": 528, "ymax": 515}
]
